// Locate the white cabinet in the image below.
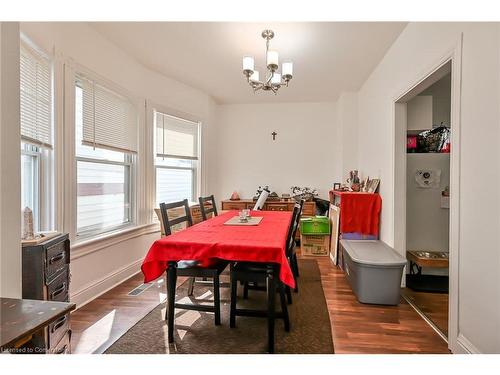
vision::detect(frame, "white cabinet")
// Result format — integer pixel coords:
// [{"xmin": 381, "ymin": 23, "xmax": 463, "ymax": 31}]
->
[{"xmin": 407, "ymin": 95, "xmax": 433, "ymax": 131}]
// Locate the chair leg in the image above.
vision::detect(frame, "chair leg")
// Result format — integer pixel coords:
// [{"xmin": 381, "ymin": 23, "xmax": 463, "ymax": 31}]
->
[
  {"xmin": 285, "ymin": 285, "xmax": 293, "ymax": 304},
  {"xmin": 293, "ymin": 253, "xmax": 300, "ymax": 277},
  {"xmin": 187, "ymin": 277, "xmax": 195, "ymax": 296},
  {"xmin": 243, "ymin": 281, "xmax": 249, "ymax": 299},
  {"xmin": 213, "ymin": 273, "xmax": 221, "ymax": 326},
  {"xmin": 230, "ymin": 273, "xmax": 238, "ymax": 328},
  {"xmin": 293, "ymin": 254, "xmax": 299, "ymax": 293},
  {"xmin": 278, "ymin": 282, "xmax": 290, "ymax": 332},
  {"xmin": 266, "ymin": 266, "xmax": 276, "ymax": 354},
  {"xmin": 166, "ymin": 262, "xmax": 177, "ymax": 343}
]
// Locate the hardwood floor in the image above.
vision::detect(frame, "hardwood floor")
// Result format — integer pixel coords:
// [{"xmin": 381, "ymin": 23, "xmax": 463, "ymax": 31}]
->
[
  {"xmin": 312, "ymin": 256, "xmax": 449, "ymax": 353},
  {"xmin": 70, "ymin": 274, "xmax": 169, "ymax": 354},
  {"xmin": 70, "ymin": 254, "xmax": 449, "ymax": 354},
  {"xmin": 401, "ymin": 288, "xmax": 449, "ymax": 337}
]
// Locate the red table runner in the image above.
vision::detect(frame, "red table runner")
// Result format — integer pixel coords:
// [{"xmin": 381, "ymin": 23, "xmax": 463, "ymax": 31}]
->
[
  {"xmin": 330, "ymin": 191, "xmax": 382, "ymax": 236},
  {"xmin": 142, "ymin": 210, "xmax": 295, "ymax": 288}
]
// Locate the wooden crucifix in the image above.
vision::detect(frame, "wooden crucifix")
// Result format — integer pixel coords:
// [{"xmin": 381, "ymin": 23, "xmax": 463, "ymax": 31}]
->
[{"xmin": 271, "ymin": 131, "xmax": 278, "ymax": 141}]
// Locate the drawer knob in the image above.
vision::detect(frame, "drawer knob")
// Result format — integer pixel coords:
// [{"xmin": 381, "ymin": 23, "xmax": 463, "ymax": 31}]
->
[
  {"xmin": 49, "ymin": 252, "xmax": 65, "ymax": 264},
  {"xmin": 50, "ymin": 282, "xmax": 67, "ymax": 299},
  {"xmin": 51, "ymin": 315, "xmax": 67, "ymax": 333}
]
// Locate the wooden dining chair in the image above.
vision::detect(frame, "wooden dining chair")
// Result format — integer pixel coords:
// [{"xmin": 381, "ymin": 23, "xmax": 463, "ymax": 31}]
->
[
  {"xmin": 241, "ymin": 200, "xmax": 303, "ymax": 304},
  {"xmin": 228, "ymin": 207, "xmax": 299, "ymax": 353},
  {"xmin": 198, "ymin": 195, "xmax": 218, "ymax": 221},
  {"xmin": 287, "ymin": 199, "xmax": 305, "ymax": 295},
  {"xmin": 159, "ymin": 199, "xmax": 228, "ymax": 336}
]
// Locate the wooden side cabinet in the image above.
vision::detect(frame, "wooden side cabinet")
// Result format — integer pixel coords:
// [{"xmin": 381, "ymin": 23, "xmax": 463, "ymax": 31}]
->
[
  {"xmin": 221, "ymin": 199, "xmax": 316, "ymax": 237},
  {"xmin": 22, "ymin": 233, "xmax": 72, "ymax": 354}
]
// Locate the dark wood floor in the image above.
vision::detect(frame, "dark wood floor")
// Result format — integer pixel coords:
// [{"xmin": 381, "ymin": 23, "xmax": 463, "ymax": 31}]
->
[
  {"xmin": 312, "ymin": 256, "xmax": 449, "ymax": 353},
  {"xmin": 70, "ymin": 255, "xmax": 449, "ymax": 354},
  {"xmin": 402, "ymin": 287, "xmax": 449, "ymax": 337}
]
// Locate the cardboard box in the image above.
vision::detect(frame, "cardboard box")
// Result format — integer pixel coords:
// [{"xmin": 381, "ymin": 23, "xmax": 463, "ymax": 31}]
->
[
  {"xmin": 300, "ymin": 216, "xmax": 331, "ymax": 235},
  {"xmin": 301, "ymin": 234, "xmax": 330, "ymax": 256}
]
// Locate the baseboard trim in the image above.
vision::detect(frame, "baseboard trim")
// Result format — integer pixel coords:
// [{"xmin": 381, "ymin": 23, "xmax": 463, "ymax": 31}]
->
[
  {"xmin": 457, "ymin": 333, "xmax": 481, "ymax": 354},
  {"xmin": 70, "ymin": 259, "xmax": 143, "ymax": 309}
]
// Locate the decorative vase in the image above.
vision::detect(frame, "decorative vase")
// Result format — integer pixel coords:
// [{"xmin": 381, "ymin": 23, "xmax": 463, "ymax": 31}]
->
[{"xmin": 230, "ymin": 191, "xmax": 240, "ymax": 200}]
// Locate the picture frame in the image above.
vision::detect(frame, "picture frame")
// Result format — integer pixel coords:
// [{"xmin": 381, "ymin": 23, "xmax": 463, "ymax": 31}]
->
[{"xmin": 367, "ymin": 178, "xmax": 380, "ymax": 193}]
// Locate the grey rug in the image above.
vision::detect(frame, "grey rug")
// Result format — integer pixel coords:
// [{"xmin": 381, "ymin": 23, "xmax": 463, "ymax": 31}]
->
[{"xmin": 105, "ymin": 259, "xmax": 334, "ymax": 354}]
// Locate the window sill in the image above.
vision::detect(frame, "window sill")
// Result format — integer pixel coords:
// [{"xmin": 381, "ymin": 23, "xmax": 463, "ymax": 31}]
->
[{"xmin": 71, "ymin": 222, "xmax": 160, "ymax": 260}]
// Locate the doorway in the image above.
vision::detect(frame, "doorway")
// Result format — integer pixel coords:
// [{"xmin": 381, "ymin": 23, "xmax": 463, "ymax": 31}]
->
[
  {"xmin": 402, "ymin": 69, "xmax": 451, "ymax": 339},
  {"xmin": 393, "ymin": 56, "xmax": 461, "ymax": 347}
]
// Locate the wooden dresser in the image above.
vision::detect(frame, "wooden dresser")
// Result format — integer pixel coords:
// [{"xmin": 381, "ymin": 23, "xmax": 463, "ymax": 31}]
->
[
  {"xmin": 221, "ymin": 199, "xmax": 316, "ymax": 238},
  {"xmin": 21, "ymin": 233, "xmax": 72, "ymax": 354}
]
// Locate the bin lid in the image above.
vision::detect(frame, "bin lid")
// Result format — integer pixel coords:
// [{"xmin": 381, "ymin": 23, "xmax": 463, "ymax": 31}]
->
[{"xmin": 340, "ymin": 240, "xmax": 407, "ymax": 266}]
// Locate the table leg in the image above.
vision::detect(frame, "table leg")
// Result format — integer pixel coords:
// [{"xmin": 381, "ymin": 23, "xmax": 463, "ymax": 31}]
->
[
  {"xmin": 166, "ymin": 261, "xmax": 177, "ymax": 343},
  {"xmin": 266, "ymin": 264, "xmax": 276, "ymax": 354}
]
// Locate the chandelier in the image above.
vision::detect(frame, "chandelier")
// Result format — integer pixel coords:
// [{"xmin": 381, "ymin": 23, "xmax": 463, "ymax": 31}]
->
[{"xmin": 242, "ymin": 29, "xmax": 293, "ymax": 94}]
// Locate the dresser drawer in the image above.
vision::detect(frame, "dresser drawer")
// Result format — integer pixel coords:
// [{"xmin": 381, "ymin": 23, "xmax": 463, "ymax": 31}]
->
[
  {"xmin": 302, "ymin": 203, "xmax": 315, "ymax": 216},
  {"xmin": 50, "ymin": 330, "xmax": 71, "ymax": 354},
  {"xmin": 48, "ymin": 313, "xmax": 70, "ymax": 348},
  {"xmin": 47, "ymin": 267, "xmax": 69, "ymax": 302},
  {"xmin": 266, "ymin": 204, "xmax": 289, "ymax": 211},
  {"xmin": 45, "ymin": 239, "xmax": 68, "ymax": 282},
  {"xmin": 222, "ymin": 202, "xmax": 247, "ymax": 210}
]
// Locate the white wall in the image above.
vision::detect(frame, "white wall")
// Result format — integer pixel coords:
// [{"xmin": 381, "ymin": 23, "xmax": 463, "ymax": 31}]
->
[
  {"xmin": 356, "ymin": 23, "xmax": 500, "ymax": 353},
  {"xmin": 213, "ymin": 102, "xmax": 340, "ymax": 202},
  {"xmin": 19, "ymin": 22, "xmax": 218, "ymax": 306},
  {"xmin": 0, "ymin": 22, "xmax": 22, "ymax": 298},
  {"xmin": 406, "ymin": 153, "xmax": 450, "ymax": 255},
  {"xmin": 337, "ymin": 92, "xmax": 359, "ymax": 181},
  {"xmin": 420, "ymin": 74, "xmax": 451, "ymax": 127}
]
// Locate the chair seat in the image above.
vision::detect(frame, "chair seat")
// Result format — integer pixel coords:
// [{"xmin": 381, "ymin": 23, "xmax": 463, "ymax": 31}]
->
[
  {"xmin": 233, "ymin": 261, "xmax": 274, "ymax": 273},
  {"xmin": 177, "ymin": 259, "xmax": 229, "ymax": 274}
]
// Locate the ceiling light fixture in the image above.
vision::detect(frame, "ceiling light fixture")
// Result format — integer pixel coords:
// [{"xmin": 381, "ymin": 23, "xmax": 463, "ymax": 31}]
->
[{"xmin": 242, "ymin": 30, "xmax": 293, "ymax": 94}]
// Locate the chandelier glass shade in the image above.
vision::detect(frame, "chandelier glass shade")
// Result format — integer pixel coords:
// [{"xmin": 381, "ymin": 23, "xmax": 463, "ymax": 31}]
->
[{"xmin": 242, "ymin": 29, "xmax": 293, "ymax": 94}]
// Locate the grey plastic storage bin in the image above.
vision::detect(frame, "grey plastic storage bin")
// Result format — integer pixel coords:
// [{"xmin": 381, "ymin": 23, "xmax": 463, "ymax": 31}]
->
[{"xmin": 340, "ymin": 240, "xmax": 406, "ymax": 305}]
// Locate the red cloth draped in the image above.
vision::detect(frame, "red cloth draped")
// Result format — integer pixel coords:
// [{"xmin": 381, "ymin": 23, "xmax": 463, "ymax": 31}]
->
[
  {"xmin": 142, "ymin": 210, "xmax": 295, "ymax": 288},
  {"xmin": 332, "ymin": 191, "xmax": 382, "ymax": 236}
]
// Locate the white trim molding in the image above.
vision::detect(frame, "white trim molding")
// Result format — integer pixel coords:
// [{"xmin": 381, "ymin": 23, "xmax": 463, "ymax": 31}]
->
[
  {"xmin": 71, "ymin": 222, "xmax": 160, "ymax": 260},
  {"xmin": 70, "ymin": 258, "xmax": 143, "ymax": 309},
  {"xmin": 457, "ymin": 333, "xmax": 481, "ymax": 354},
  {"xmin": 392, "ymin": 35, "xmax": 463, "ymax": 354}
]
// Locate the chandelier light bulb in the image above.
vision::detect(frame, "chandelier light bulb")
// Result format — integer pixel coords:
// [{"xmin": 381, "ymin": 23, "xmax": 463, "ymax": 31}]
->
[
  {"xmin": 242, "ymin": 56, "xmax": 255, "ymax": 72},
  {"xmin": 271, "ymin": 72, "xmax": 282, "ymax": 85},
  {"xmin": 250, "ymin": 70, "xmax": 260, "ymax": 83},
  {"xmin": 266, "ymin": 50, "xmax": 279, "ymax": 70},
  {"xmin": 282, "ymin": 61, "xmax": 293, "ymax": 77}
]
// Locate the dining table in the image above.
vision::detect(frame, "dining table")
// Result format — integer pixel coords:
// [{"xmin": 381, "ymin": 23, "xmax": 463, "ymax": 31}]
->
[{"xmin": 141, "ymin": 209, "xmax": 294, "ymax": 351}]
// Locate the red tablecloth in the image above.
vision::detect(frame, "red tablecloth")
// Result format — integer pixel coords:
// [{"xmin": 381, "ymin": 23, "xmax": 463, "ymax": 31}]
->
[
  {"xmin": 331, "ymin": 191, "xmax": 382, "ymax": 236},
  {"xmin": 142, "ymin": 210, "xmax": 295, "ymax": 288}
]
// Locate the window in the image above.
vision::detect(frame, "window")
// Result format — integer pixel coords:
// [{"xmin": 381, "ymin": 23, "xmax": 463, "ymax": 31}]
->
[
  {"xmin": 20, "ymin": 41, "xmax": 53, "ymax": 232},
  {"xmin": 154, "ymin": 112, "xmax": 200, "ymax": 206},
  {"xmin": 75, "ymin": 74, "xmax": 137, "ymax": 238},
  {"xmin": 21, "ymin": 143, "xmax": 40, "ymax": 231}
]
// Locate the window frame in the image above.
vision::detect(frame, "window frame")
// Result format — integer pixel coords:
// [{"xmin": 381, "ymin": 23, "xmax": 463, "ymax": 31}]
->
[
  {"xmin": 19, "ymin": 35, "xmax": 55, "ymax": 233},
  {"xmin": 21, "ymin": 142, "xmax": 41, "ymax": 232},
  {"xmin": 73, "ymin": 73, "xmax": 138, "ymax": 241},
  {"xmin": 153, "ymin": 110, "xmax": 201, "ymax": 207}
]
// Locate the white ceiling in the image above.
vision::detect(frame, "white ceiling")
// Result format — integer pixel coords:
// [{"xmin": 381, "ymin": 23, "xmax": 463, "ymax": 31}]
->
[{"xmin": 90, "ymin": 22, "xmax": 407, "ymax": 104}]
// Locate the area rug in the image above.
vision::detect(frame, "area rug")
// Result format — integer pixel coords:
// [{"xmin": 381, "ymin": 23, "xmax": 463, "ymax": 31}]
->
[{"xmin": 105, "ymin": 259, "xmax": 334, "ymax": 354}]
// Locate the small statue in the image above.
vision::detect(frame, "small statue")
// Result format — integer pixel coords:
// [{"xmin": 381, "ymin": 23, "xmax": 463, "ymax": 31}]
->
[
  {"xmin": 230, "ymin": 191, "xmax": 240, "ymax": 201},
  {"xmin": 22, "ymin": 207, "xmax": 34, "ymax": 240}
]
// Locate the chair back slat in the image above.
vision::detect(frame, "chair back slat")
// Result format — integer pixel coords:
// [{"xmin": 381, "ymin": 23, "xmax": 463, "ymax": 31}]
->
[
  {"xmin": 198, "ymin": 195, "xmax": 218, "ymax": 221},
  {"xmin": 286, "ymin": 199, "xmax": 305, "ymax": 257},
  {"xmin": 160, "ymin": 199, "xmax": 193, "ymax": 236}
]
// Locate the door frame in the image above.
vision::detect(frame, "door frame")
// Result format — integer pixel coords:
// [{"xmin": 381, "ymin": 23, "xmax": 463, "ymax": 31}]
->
[{"xmin": 392, "ymin": 34, "xmax": 463, "ymax": 353}]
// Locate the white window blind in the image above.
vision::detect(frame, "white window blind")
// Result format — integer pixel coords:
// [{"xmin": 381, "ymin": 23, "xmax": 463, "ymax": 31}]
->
[
  {"xmin": 77, "ymin": 74, "xmax": 138, "ymax": 153},
  {"xmin": 20, "ymin": 44, "xmax": 52, "ymax": 148},
  {"xmin": 155, "ymin": 112, "xmax": 199, "ymax": 160}
]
